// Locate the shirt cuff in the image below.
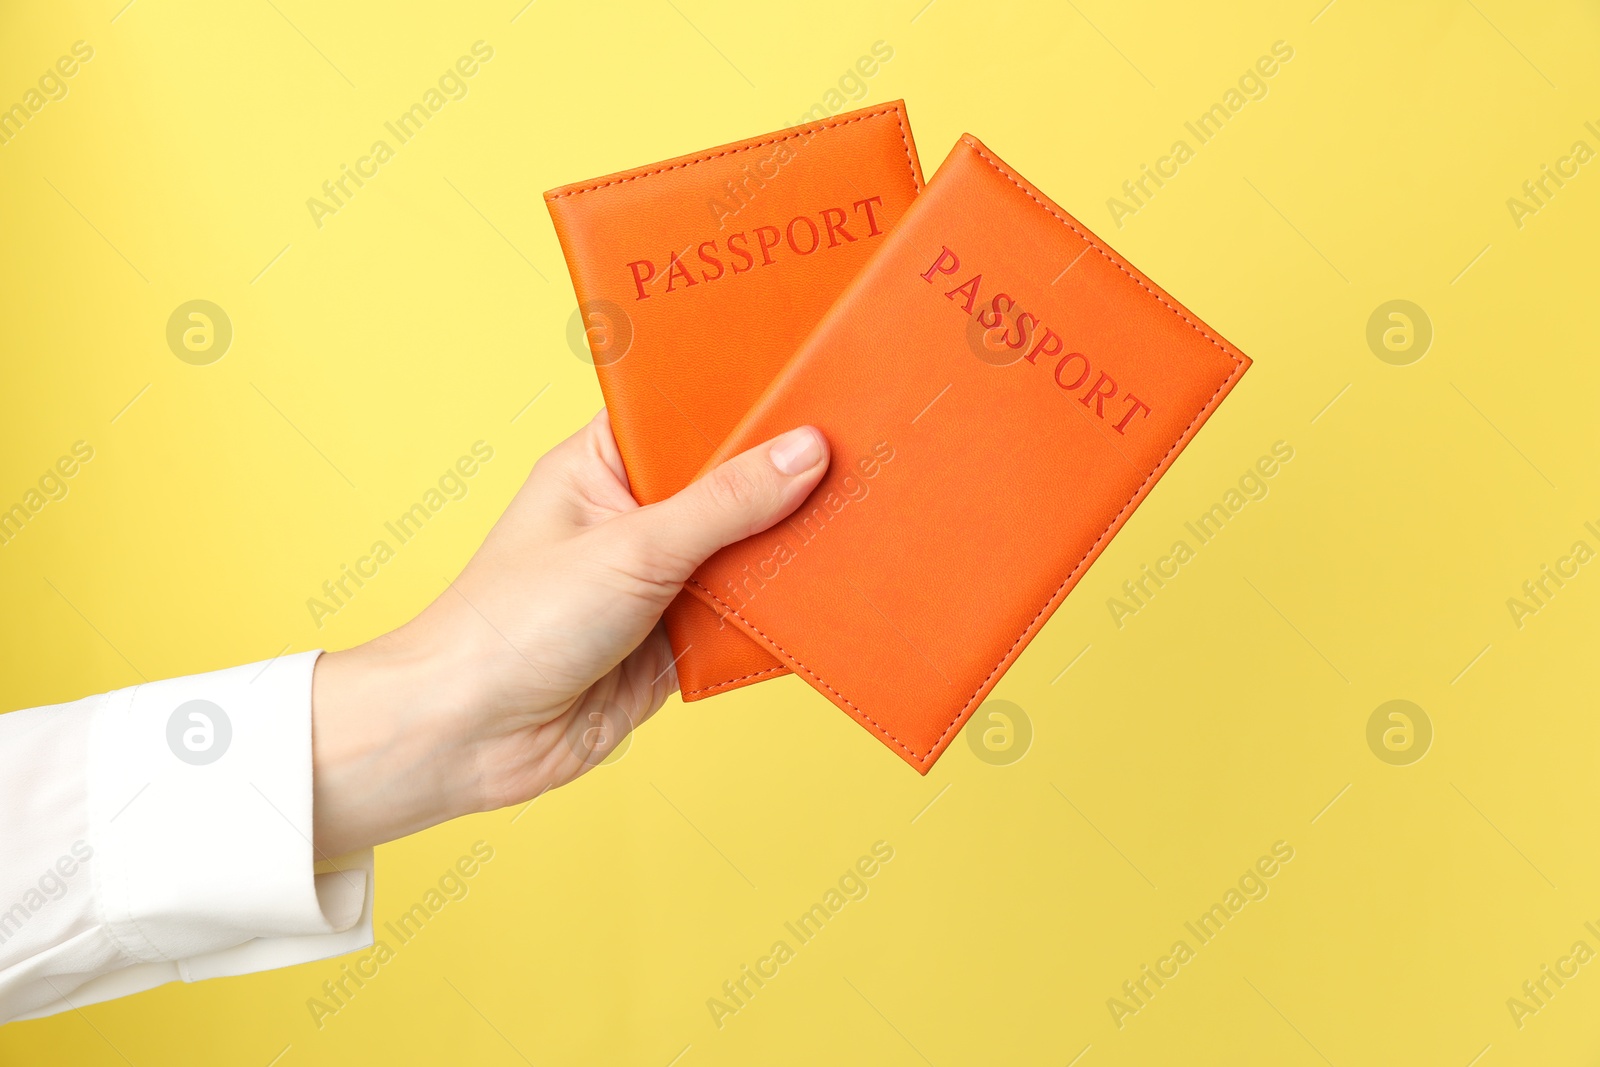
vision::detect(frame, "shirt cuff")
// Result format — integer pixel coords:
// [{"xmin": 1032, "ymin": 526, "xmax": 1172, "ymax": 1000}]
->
[{"xmin": 85, "ymin": 650, "xmax": 372, "ymax": 972}]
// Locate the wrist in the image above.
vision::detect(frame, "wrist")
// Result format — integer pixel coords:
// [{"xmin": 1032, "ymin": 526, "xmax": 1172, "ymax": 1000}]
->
[{"xmin": 310, "ymin": 624, "xmax": 485, "ymax": 855}]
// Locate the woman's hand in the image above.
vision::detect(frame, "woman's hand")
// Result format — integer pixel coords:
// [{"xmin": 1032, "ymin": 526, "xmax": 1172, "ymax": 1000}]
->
[{"xmin": 308, "ymin": 410, "xmax": 828, "ymax": 855}]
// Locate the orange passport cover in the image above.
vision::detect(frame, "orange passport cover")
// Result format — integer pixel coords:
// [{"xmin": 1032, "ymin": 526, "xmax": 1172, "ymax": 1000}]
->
[
  {"xmin": 545, "ymin": 102, "xmax": 924, "ymax": 700},
  {"xmin": 685, "ymin": 134, "xmax": 1252, "ymax": 771}
]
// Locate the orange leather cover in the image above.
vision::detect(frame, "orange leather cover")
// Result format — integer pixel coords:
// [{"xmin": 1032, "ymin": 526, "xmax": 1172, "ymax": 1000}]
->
[
  {"xmin": 685, "ymin": 134, "xmax": 1252, "ymax": 771},
  {"xmin": 545, "ymin": 102, "xmax": 924, "ymax": 700}
]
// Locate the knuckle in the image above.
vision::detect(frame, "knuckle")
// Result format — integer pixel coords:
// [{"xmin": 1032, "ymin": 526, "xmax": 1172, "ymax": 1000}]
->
[
  {"xmin": 528, "ymin": 442, "xmax": 571, "ymax": 484},
  {"xmin": 613, "ymin": 521, "xmax": 697, "ymax": 589},
  {"xmin": 703, "ymin": 462, "xmax": 766, "ymax": 514}
]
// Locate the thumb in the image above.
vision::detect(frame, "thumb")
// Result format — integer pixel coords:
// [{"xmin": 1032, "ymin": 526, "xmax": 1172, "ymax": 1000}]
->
[{"xmin": 622, "ymin": 426, "xmax": 829, "ymax": 581}]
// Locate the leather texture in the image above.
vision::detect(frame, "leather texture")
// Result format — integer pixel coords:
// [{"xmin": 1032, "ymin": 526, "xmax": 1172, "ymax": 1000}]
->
[
  {"xmin": 685, "ymin": 134, "xmax": 1252, "ymax": 771},
  {"xmin": 545, "ymin": 102, "xmax": 925, "ymax": 700}
]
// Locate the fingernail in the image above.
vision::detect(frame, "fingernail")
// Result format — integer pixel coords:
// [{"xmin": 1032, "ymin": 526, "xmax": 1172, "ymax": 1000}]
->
[{"xmin": 769, "ymin": 427, "xmax": 823, "ymax": 476}]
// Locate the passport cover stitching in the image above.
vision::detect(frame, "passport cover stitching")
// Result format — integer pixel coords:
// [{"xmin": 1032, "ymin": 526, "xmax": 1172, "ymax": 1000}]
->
[
  {"xmin": 682, "ymin": 665, "xmax": 786, "ymax": 697},
  {"xmin": 686, "ymin": 138, "xmax": 1248, "ymax": 765},
  {"xmin": 545, "ymin": 106, "xmax": 919, "ymax": 202},
  {"xmin": 964, "ymin": 140, "xmax": 1241, "ymax": 364}
]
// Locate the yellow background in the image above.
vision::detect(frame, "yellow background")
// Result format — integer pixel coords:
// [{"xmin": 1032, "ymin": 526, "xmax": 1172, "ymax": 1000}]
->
[{"xmin": 2, "ymin": 0, "xmax": 1598, "ymax": 1062}]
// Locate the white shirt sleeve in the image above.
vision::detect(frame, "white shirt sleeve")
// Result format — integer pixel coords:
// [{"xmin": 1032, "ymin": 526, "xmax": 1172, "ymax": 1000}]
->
[{"xmin": 0, "ymin": 650, "xmax": 373, "ymax": 1022}]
